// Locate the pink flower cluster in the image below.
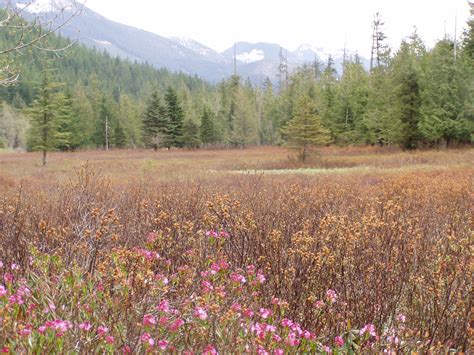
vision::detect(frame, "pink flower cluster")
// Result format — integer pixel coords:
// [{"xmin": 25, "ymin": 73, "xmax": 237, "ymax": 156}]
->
[{"xmin": 205, "ymin": 230, "xmax": 229, "ymax": 239}]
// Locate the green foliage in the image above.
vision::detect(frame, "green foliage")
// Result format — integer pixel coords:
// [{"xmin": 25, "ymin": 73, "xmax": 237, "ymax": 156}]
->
[
  {"xmin": 419, "ymin": 40, "xmax": 472, "ymax": 146},
  {"xmin": 164, "ymin": 86, "xmax": 185, "ymax": 148},
  {"xmin": 26, "ymin": 67, "xmax": 64, "ymax": 164},
  {"xmin": 182, "ymin": 119, "xmax": 201, "ymax": 148},
  {"xmin": 0, "ymin": 9, "xmax": 473, "ymax": 152},
  {"xmin": 200, "ymin": 106, "xmax": 218, "ymax": 145},
  {"xmin": 282, "ymin": 89, "xmax": 331, "ymax": 161},
  {"xmin": 142, "ymin": 91, "xmax": 170, "ymax": 150}
]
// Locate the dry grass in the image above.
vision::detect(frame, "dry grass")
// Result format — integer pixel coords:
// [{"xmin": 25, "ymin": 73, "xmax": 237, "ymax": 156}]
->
[{"xmin": 0, "ymin": 146, "xmax": 473, "ymax": 352}]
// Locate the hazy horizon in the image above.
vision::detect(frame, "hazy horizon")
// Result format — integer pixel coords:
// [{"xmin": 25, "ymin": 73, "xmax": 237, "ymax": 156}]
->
[{"xmin": 84, "ymin": 0, "xmax": 471, "ymax": 57}]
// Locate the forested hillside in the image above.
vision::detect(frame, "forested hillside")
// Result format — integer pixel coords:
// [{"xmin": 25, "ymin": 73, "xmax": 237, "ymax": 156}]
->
[{"xmin": 0, "ymin": 8, "xmax": 473, "ymax": 153}]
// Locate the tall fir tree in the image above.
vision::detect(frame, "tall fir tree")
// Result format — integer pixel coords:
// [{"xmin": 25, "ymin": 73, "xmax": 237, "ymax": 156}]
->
[
  {"xmin": 142, "ymin": 91, "xmax": 170, "ymax": 150},
  {"xmin": 182, "ymin": 119, "xmax": 201, "ymax": 149},
  {"xmin": 390, "ymin": 34, "xmax": 425, "ymax": 149},
  {"xmin": 419, "ymin": 39, "xmax": 472, "ymax": 146},
  {"xmin": 164, "ymin": 86, "xmax": 185, "ymax": 148},
  {"xmin": 200, "ymin": 105, "xmax": 217, "ymax": 146},
  {"xmin": 282, "ymin": 89, "xmax": 331, "ymax": 161},
  {"xmin": 27, "ymin": 67, "xmax": 62, "ymax": 165}
]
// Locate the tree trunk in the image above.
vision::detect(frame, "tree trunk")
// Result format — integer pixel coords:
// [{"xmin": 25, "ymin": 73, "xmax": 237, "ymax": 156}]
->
[{"xmin": 42, "ymin": 150, "xmax": 47, "ymax": 166}]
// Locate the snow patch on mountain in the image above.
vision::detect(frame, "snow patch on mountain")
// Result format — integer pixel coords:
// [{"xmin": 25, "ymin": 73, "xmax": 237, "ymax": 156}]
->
[
  {"xmin": 236, "ymin": 49, "xmax": 265, "ymax": 63},
  {"xmin": 93, "ymin": 39, "xmax": 112, "ymax": 46},
  {"xmin": 16, "ymin": 0, "xmax": 76, "ymax": 13}
]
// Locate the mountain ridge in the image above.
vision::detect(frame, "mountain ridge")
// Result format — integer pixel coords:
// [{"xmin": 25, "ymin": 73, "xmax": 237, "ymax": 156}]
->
[{"xmin": 6, "ymin": 0, "xmax": 369, "ymax": 83}]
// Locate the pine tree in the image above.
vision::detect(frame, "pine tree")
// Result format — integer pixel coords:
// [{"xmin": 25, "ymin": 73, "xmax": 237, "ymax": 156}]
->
[
  {"xmin": 113, "ymin": 121, "xmax": 127, "ymax": 148},
  {"xmin": 282, "ymin": 90, "xmax": 331, "ymax": 161},
  {"xmin": 27, "ymin": 67, "xmax": 62, "ymax": 165},
  {"xmin": 333, "ymin": 60, "xmax": 369, "ymax": 144},
  {"xmin": 200, "ymin": 106, "xmax": 217, "ymax": 146},
  {"xmin": 182, "ymin": 119, "xmax": 201, "ymax": 148},
  {"xmin": 462, "ymin": 1, "xmax": 474, "ymax": 60},
  {"xmin": 164, "ymin": 86, "xmax": 185, "ymax": 148},
  {"xmin": 142, "ymin": 91, "xmax": 170, "ymax": 150},
  {"xmin": 55, "ymin": 91, "xmax": 78, "ymax": 151},
  {"xmin": 419, "ymin": 39, "xmax": 472, "ymax": 146},
  {"xmin": 391, "ymin": 34, "xmax": 425, "ymax": 149},
  {"xmin": 92, "ymin": 96, "xmax": 113, "ymax": 149}
]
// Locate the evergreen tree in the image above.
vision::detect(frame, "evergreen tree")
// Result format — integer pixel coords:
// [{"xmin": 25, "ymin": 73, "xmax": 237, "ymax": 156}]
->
[
  {"xmin": 92, "ymin": 96, "xmax": 114, "ymax": 149},
  {"xmin": 164, "ymin": 86, "xmax": 185, "ymax": 148},
  {"xmin": 113, "ymin": 121, "xmax": 127, "ymax": 148},
  {"xmin": 419, "ymin": 39, "xmax": 472, "ymax": 146},
  {"xmin": 55, "ymin": 91, "xmax": 77, "ymax": 151},
  {"xmin": 390, "ymin": 34, "xmax": 425, "ymax": 149},
  {"xmin": 182, "ymin": 119, "xmax": 201, "ymax": 148},
  {"xmin": 229, "ymin": 83, "xmax": 259, "ymax": 148},
  {"xmin": 462, "ymin": 1, "xmax": 474, "ymax": 60},
  {"xmin": 333, "ymin": 60, "xmax": 370, "ymax": 144},
  {"xmin": 200, "ymin": 106, "xmax": 217, "ymax": 146},
  {"xmin": 282, "ymin": 89, "xmax": 331, "ymax": 161},
  {"xmin": 142, "ymin": 91, "xmax": 170, "ymax": 150},
  {"xmin": 118, "ymin": 93, "xmax": 142, "ymax": 148},
  {"xmin": 26, "ymin": 67, "xmax": 62, "ymax": 165}
]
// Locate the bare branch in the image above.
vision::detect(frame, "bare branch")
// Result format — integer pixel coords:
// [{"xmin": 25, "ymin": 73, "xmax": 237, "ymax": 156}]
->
[{"xmin": 0, "ymin": 0, "xmax": 84, "ymax": 85}]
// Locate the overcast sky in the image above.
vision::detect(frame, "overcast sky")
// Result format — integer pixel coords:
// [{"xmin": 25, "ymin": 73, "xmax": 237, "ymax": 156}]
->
[{"xmin": 84, "ymin": 0, "xmax": 471, "ymax": 56}]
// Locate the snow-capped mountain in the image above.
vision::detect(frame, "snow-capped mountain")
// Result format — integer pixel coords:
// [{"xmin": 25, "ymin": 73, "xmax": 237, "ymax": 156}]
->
[
  {"xmin": 169, "ymin": 37, "xmax": 229, "ymax": 64},
  {"xmin": 4, "ymin": 1, "xmax": 369, "ymax": 83},
  {"xmin": 14, "ymin": 0, "xmax": 76, "ymax": 13}
]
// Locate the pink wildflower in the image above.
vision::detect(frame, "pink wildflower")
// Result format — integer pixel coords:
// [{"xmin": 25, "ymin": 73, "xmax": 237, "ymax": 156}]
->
[
  {"xmin": 0, "ymin": 285, "xmax": 7, "ymax": 297},
  {"xmin": 194, "ymin": 306, "xmax": 208, "ymax": 320},
  {"xmin": 230, "ymin": 272, "xmax": 246, "ymax": 284},
  {"xmin": 1, "ymin": 347, "xmax": 9, "ymax": 353},
  {"xmin": 360, "ymin": 323, "xmax": 377, "ymax": 337},
  {"xmin": 97, "ymin": 325, "xmax": 109, "ymax": 337},
  {"xmin": 231, "ymin": 303, "xmax": 241, "ymax": 312},
  {"xmin": 335, "ymin": 336, "xmax": 344, "ymax": 347},
  {"xmin": 218, "ymin": 260, "xmax": 229, "ymax": 269},
  {"xmin": 11, "ymin": 263, "xmax": 19, "ymax": 271},
  {"xmin": 141, "ymin": 333, "xmax": 155, "ymax": 347},
  {"xmin": 396, "ymin": 314, "xmax": 406, "ymax": 323},
  {"xmin": 274, "ymin": 349, "xmax": 284, "ymax": 355},
  {"xmin": 8, "ymin": 294, "xmax": 23, "ymax": 305},
  {"xmin": 157, "ymin": 300, "xmax": 170, "ymax": 313},
  {"xmin": 303, "ymin": 330, "xmax": 313, "ymax": 339},
  {"xmin": 79, "ymin": 322, "xmax": 92, "ymax": 331},
  {"xmin": 256, "ymin": 272, "xmax": 266, "ymax": 284},
  {"xmin": 105, "ymin": 335, "xmax": 115, "ymax": 344},
  {"xmin": 314, "ymin": 300, "xmax": 325, "ymax": 308},
  {"xmin": 287, "ymin": 332, "xmax": 300, "ymax": 347},
  {"xmin": 203, "ymin": 345, "xmax": 218, "ymax": 355},
  {"xmin": 159, "ymin": 317, "xmax": 169, "ymax": 326},
  {"xmin": 158, "ymin": 339, "xmax": 169, "ymax": 350},
  {"xmin": 143, "ymin": 314, "xmax": 157, "ymax": 326},
  {"xmin": 326, "ymin": 289, "xmax": 338, "ymax": 303},
  {"xmin": 3, "ymin": 273, "xmax": 13, "ymax": 283},
  {"xmin": 242, "ymin": 308, "xmax": 254, "ymax": 318},
  {"xmin": 19, "ymin": 326, "xmax": 32, "ymax": 337},
  {"xmin": 259, "ymin": 308, "xmax": 271, "ymax": 319},
  {"xmin": 38, "ymin": 325, "xmax": 47, "ymax": 334},
  {"xmin": 169, "ymin": 319, "xmax": 184, "ymax": 331},
  {"xmin": 201, "ymin": 280, "xmax": 213, "ymax": 293}
]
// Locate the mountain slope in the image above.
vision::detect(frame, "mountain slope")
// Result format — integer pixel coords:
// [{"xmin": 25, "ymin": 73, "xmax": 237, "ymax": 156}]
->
[{"xmin": 5, "ymin": 0, "xmax": 369, "ymax": 83}]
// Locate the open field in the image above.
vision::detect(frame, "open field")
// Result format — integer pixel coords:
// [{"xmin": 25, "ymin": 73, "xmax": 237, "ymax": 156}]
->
[{"xmin": 0, "ymin": 147, "xmax": 473, "ymax": 353}]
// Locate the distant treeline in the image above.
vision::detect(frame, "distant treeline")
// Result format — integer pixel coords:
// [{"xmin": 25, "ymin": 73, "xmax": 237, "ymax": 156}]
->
[{"xmin": 0, "ymin": 9, "xmax": 473, "ymax": 152}]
